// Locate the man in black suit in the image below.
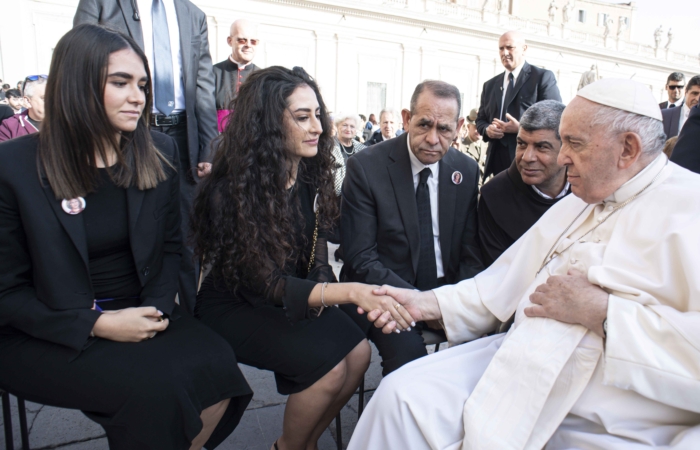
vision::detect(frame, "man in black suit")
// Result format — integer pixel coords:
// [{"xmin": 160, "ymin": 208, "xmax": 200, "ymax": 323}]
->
[
  {"xmin": 670, "ymin": 105, "xmax": 700, "ymax": 173},
  {"xmin": 662, "ymin": 75, "xmax": 700, "ymax": 139},
  {"xmin": 476, "ymin": 31, "xmax": 561, "ymax": 180},
  {"xmin": 74, "ymin": 0, "xmax": 218, "ymax": 314},
  {"xmin": 340, "ymin": 80, "xmax": 483, "ymax": 375},
  {"xmin": 364, "ymin": 108, "xmax": 398, "ymax": 146},
  {"xmin": 659, "ymin": 72, "xmax": 685, "ymax": 109}
]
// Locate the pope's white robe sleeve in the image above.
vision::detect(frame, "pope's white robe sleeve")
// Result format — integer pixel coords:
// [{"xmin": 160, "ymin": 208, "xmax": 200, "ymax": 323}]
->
[
  {"xmin": 434, "ymin": 200, "xmax": 588, "ymax": 346},
  {"xmin": 588, "ymin": 178, "xmax": 700, "ymax": 414},
  {"xmin": 604, "ymin": 296, "xmax": 700, "ymax": 414},
  {"xmin": 434, "ymin": 279, "xmax": 498, "ymax": 345}
]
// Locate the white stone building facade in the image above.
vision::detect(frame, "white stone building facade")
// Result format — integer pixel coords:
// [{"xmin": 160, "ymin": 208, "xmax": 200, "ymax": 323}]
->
[{"xmin": 1, "ymin": 0, "xmax": 697, "ymax": 119}]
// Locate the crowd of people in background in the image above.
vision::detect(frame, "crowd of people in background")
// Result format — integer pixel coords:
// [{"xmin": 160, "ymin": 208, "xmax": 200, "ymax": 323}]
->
[{"xmin": 1, "ymin": 0, "xmax": 700, "ymax": 449}]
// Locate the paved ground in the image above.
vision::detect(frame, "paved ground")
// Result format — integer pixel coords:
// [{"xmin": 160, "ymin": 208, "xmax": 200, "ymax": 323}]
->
[{"xmin": 2, "ymin": 243, "xmax": 425, "ymax": 450}]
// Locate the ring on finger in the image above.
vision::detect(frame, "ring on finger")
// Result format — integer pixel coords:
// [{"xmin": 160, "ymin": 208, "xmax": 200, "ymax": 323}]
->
[{"xmin": 394, "ymin": 303, "xmax": 402, "ymax": 311}]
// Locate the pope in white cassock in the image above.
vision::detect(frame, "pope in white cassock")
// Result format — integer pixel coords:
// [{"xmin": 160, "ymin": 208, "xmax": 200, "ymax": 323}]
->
[{"xmin": 347, "ymin": 78, "xmax": 700, "ymax": 450}]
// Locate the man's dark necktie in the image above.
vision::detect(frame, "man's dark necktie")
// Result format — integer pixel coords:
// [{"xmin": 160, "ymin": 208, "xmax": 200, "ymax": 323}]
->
[
  {"xmin": 415, "ymin": 168, "xmax": 438, "ymax": 291},
  {"xmin": 501, "ymin": 72, "xmax": 514, "ymax": 121},
  {"xmin": 669, "ymin": 103, "xmax": 676, "ymax": 108},
  {"xmin": 152, "ymin": 0, "xmax": 175, "ymax": 116}
]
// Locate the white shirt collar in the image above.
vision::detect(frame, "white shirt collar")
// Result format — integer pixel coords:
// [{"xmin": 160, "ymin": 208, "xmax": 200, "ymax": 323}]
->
[
  {"xmin": 506, "ymin": 62, "xmax": 525, "ymax": 84},
  {"xmin": 531, "ymin": 182, "xmax": 570, "ymax": 200},
  {"xmin": 670, "ymin": 99, "xmax": 684, "ymax": 107},
  {"xmin": 406, "ymin": 134, "xmax": 439, "ymax": 180},
  {"xmin": 229, "ymin": 55, "xmax": 251, "ymax": 69},
  {"xmin": 682, "ymin": 102, "xmax": 691, "ymax": 117},
  {"xmin": 604, "ymin": 153, "xmax": 668, "ymax": 204}
]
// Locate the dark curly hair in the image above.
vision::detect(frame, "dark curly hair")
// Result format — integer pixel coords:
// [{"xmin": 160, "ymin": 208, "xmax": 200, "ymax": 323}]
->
[{"xmin": 192, "ymin": 66, "xmax": 339, "ymax": 293}]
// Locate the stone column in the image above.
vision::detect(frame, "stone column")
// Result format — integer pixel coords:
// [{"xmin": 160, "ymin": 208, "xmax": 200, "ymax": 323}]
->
[
  {"xmin": 401, "ymin": 44, "xmax": 421, "ymax": 108},
  {"xmin": 335, "ymin": 34, "xmax": 358, "ymax": 112},
  {"xmin": 314, "ymin": 31, "xmax": 337, "ymax": 112}
]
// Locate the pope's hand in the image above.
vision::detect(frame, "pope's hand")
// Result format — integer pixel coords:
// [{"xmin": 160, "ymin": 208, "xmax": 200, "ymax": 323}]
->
[
  {"xmin": 364, "ymin": 286, "xmax": 442, "ymax": 334},
  {"xmin": 525, "ymin": 269, "xmax": 609, "ymax": 337},
  {"xmin": 351, "ymin": 284, "xmax": 417, "ymax": 332}
]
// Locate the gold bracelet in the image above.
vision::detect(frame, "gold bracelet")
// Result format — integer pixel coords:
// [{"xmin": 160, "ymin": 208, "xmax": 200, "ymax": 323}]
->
[{"xmin": 321, "ymin": 282, "xmax": 329, "ymax": 308}]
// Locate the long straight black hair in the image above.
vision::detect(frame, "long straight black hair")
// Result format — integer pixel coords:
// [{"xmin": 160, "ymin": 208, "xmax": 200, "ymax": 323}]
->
[{"xmin": 39, "ymin": 24, "xmax": 169, "ymax": 199}]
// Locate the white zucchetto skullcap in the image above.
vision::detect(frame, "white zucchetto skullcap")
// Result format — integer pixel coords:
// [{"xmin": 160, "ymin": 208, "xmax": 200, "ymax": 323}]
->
[{"xmin": 577, "ymin": 78, "xmax": 662, "ymax": 121}]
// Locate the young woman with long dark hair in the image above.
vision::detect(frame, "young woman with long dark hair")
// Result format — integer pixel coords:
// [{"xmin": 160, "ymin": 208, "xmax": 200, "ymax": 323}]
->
[
  {"xmin": 0, "ymin": 24, "xmax": 252, "ymax": 449},
  {"xmin": 192, "ymin": 66, "xmax": 415, "ymax": 450}
]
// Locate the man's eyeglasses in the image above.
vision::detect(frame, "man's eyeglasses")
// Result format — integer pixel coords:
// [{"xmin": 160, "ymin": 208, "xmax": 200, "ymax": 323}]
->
[
  {"xmin": 22, "ymin": 74, "xmax": 48, "ymax": 92},
  {"xmin": 668, "ymin": 85, "xmax": 685, "ymax": 90},
  {"xmin": 235, "ymin": 38, "xmax": 259, "ymax": 46}
]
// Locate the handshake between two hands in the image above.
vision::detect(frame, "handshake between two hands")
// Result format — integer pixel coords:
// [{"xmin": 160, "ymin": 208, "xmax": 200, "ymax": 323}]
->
[
  {"xmin": 352, "ymin": 270, "xmax": 610, "ymax": 338},
  {"xmin": 355, "ymin": 285, "xmax": 428, "ymax": 335}
]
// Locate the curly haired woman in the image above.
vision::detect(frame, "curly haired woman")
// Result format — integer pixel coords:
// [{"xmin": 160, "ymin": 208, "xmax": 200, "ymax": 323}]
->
[{"xmin": 192, "ymin": 66, "xmax": 415, "ymax": 450}]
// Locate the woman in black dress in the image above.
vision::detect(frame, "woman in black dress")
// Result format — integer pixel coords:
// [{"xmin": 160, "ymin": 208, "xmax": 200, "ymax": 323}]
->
[
  {"xmin": 0, "ymin": 25, "xmax": 252, "ymax": 449},
  {"xmin": 192, "ymin": 66, "xmax": 415, "ymax": 450}
]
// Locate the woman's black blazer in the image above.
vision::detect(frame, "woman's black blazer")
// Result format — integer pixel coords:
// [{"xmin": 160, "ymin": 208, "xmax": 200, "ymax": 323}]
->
[{"xmin": 0, "ymin": 131, "xmax": 182, "ymax": 354}]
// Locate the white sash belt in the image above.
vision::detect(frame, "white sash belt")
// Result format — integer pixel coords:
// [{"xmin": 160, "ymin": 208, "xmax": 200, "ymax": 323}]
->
[{"xmin": 461, "ymin": 317, "xmax": 602, "ymax": 449}]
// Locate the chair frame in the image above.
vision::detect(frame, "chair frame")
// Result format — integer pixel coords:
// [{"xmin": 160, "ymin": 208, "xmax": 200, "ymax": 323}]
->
[
  {"xmin": 334, "ymin": 331, "xmax": 447, "ymax": 449},
  {"xmin": 1, "ymin": 389, "xmax": 30, "ymax": 450}
]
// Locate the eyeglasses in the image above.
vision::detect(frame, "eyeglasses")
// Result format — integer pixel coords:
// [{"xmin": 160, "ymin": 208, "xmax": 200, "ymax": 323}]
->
[
  {"xmin": 22, "ymin": 74, "xmax": 48, "ymax": 92},
  {"xmin": 668, "ymin": 85, "xmax": 685, "ymax": 90},
  {"xmin": 235, "ymin": 38, "xmax": 259, "ymax": 46}
]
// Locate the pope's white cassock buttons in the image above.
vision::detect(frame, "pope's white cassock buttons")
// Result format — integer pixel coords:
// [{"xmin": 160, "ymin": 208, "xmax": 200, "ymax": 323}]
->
[
  {"xmin": 62, "ymin": 197, "xmax": 86, "ymax": 215},
  {"xmin": 451, "ymin": 171, "xmax": 463, "ymax": 185}
]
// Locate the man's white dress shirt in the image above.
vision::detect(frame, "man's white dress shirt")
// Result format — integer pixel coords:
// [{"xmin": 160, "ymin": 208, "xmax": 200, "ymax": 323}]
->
[
  {"xmin": 406, "ymin": 134, "xmax": 444, "ymax": 278},
  {"xmin": 500, "ymin": 62, "xmax": 524, "ymax": 120},
  {"xmin": 136, "ymin": 0, "xmax": 186, "ymax": 114}
]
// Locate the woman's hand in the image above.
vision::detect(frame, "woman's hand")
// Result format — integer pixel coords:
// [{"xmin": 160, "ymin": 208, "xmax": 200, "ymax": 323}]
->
[
  {"xmin": 92, "ymin": 307, "xmax": 169, "ymax": 342},
  {"xmin": 350, "ymin": 283, "xmax": 417, "ymax": 331},
  {"xmin": 368, "ymin": 286, "xmax": 443, "ymax": 334}
]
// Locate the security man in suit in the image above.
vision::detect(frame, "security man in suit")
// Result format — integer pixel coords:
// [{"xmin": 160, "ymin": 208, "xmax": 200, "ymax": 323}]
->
[
  {"xmin": 661, "ymin": 75, "xmax": 700, "ymax": 139},
  {"xmin": 74, "ymin": 0, "xmax": 219, "ymax": 314},
  {"xmin": 671, "ymin": 104, "xmax": 700, "ymax": 173},
  {"xmin": 476, "ymin": 31, "xmax": 561, "ymax": 180},
  {"xmin": 659, "ymin": 72, "xmax": 686, "ymax": 109},
  {"xmin": 340, "ymin": 80, "xmax": 483, "ymax": 375}
]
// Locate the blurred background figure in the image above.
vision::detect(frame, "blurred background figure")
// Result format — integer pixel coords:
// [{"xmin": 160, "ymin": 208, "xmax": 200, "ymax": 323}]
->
[
  {"xmin": 0, "ymin": 104, "xmax": 14, "ymax": 127},
  {"xmin": 5, "ymin": 89, "xmax": 26, "ymax": 114},
  {"xmin": 663, "ymin": 136, "xmax": 678, "ymax": 158},
  {"xmin": 1, "ymin": 84, "xmax": 10, "ymax": 98},
  {"xmin": 365, "ymin": 108, "xmax": 398, "ymax": 146},
  {"xmin": 332, "ymin": 112, "xmax": 366, "ymax": 195},
  {"xmin": 659, "ymin": 72, "xmax": 685, "ymax": 109},
  {"xmin": 477, "ymin": 31, "xmax": 561, "ymax": 181},
  {"xmin": 362, "ymin": 113, "xmax": 377, "ymax": 141},
  {"xmin": 0, "ymin": 75, "xmax": 46, "ymax": 142},
  {"xmin": 457, "ymin": 108, "xmax": 486, "ymax": 181},
  {"xmin": 213, "ymin": 19, "xmax": 261, "ymax": 132},
  {"xmin": 661, "ymin": 75, "xmax": 700, "ymax": 138}
]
